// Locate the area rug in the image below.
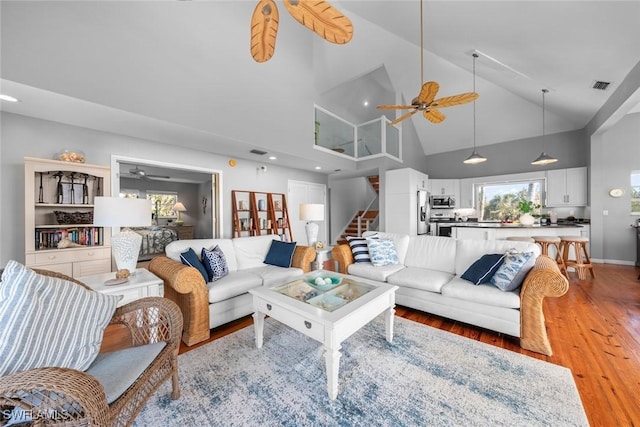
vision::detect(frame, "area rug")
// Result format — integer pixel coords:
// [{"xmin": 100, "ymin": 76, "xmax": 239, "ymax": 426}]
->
[{"xmin": 133, "ymin": 316, "xmax": 588, "ymax": 426}]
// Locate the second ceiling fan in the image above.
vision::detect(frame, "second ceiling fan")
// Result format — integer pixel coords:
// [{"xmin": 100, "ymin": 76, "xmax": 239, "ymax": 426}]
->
[{"xmin": 378, "ymin": 1, "xmax": 478, "ymax": 126}]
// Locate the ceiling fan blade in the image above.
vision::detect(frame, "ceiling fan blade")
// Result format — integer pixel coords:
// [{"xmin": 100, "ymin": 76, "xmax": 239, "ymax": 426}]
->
[
  {"xmin": 283, "ymin": 0, "xmax": 353, "ymax": 44},
  {"xmin": 389, "ymin": 109, "xmax": 418, "ymax": 126},
  {"xmin": 424, "ymin": 108, "xmax": 446, "ymax": 123},
  {"xmin": 432, "ymin": 92, "xmax": 479, "ymax": 108},
  {"xmin": 377, "ymin": 104, "xmax": 415, "ymax": 110},
  {"xmin": 416, "ymin": 81, "xmax": 440, "ymax": 104},
  {"xmin": 251, "ymin": 0, "xmax": 280, "ymax": 63}
]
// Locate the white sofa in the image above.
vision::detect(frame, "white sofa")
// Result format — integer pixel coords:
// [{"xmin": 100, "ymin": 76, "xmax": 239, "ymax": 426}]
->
[
  {"xmin": 149, "ymin": 234, "xmax": 315, "ymax": 346},
  {"xmin": 332, "ymin": 232, "xmax": 569, "ymax": 355}
]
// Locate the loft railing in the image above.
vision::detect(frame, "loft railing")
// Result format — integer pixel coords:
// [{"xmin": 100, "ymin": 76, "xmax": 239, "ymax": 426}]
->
[{"xmin": 313, "ymin": 105, "xmax": 402, "ymax": 161}]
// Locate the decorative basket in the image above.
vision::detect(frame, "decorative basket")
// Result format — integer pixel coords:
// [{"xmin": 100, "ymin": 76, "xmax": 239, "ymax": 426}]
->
[
  {"xmin": 55, "ymin": 149, "xmax": 86, "ymax": 163},
  {"xmin": 54, "ymin": 211, "xmax": 93, "ymax": 224}
]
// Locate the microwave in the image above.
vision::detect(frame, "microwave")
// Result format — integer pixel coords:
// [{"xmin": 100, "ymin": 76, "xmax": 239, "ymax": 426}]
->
[{"xmin": 430, "ymin": 195, "xmax": 456, "ymax": 209}]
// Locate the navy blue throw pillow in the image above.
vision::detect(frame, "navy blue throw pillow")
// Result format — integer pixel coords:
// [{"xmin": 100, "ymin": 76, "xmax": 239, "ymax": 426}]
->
[
  {"xmin": 461, "ymin": 254, "xmax": 505, "ymax": 285},
  {"xmin": 179, "ymin": 248, "xmax": 209, "ymax": 282},
  {"xmin": 264, "ymin": 240, "xmax": 297, "ymax": 268}
]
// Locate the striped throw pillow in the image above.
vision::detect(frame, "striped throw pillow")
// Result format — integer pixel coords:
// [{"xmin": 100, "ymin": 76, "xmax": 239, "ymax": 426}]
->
[
  {"xmin": 346, "ymin": 235, "xmax": 378, "ymax": 263},
  {"xmin": 0, "ymin": 260, "xmax": 121, "ymax": 376}
]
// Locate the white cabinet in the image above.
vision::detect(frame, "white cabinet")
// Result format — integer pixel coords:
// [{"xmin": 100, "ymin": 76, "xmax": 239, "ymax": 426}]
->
[
  {"xmin": 384, "ymin": 168, "xmax": 428, "ymax": 235},
  {"xmin": 24, "ymin": 157, "xmax": 112, "ymax": 277},
  {"xmin": 429, "ymin": 179, "xmax": 459, "ymax": 196},
  {"xmin": 386, "ymin": 168, "xmax": 428, "ymax": 194},
  {"xmin": 458, "ymin": 178, "xmax": 475, "ymax": 209},
  {"xmin": 546, "ymin": 167, "xmax": 587, "ymax": 207},
  {"xmin": 78, "ymin": 268, "xmax": 163, "ymax": 307}
]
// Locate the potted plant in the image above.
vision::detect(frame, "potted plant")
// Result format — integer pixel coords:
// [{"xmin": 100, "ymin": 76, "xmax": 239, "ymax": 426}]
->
[{"xmin": 518, "ymin": 200, "xmax": 540, "ymax": 226}]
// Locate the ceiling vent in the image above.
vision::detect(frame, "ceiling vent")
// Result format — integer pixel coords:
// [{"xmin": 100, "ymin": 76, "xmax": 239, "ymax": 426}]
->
[
  {"xmin": 250, "ymin": 149, "xmax": 268, "ymax": 155},
  {"xmin": 592, "ymin": 80, "xmax": 611, "ymax": 91}
]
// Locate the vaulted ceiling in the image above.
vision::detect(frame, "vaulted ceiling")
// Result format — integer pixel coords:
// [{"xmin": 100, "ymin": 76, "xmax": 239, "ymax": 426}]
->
[{"xmin": 1, "ymin": 1, "xmax": 639, "ymax": 173}]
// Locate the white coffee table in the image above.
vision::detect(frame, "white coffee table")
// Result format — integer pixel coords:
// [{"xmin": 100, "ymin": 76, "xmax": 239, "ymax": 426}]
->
[{"xmin": 249, "ymin": 270, "xmax": 398, "ymax": 400}]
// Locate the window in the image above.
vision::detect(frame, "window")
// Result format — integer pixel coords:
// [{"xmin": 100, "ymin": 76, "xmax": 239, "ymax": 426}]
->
[
  {"xmin": 146, "ymin": 192, "xmax": 178, "ymax": 218},
  {"xmin": 631, "ymin": 171, "xmax": 640, "ymax": 214},
  {"xmin": 475, "ymin": 179, "xmax": 544, "ymax": 221}
]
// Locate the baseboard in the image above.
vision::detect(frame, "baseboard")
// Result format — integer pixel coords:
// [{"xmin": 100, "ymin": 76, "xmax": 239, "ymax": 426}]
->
[{"xmin": 591, "ymin": 258, "xmax": 637, "ymax": 266}]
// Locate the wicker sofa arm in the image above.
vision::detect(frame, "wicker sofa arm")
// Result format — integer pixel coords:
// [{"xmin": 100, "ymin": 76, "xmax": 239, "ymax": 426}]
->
[
  {"xmin": 0, "ymin": 367, "xmax": 110, "ymax": 425},
  {"xmin": 111, "ymin": 297, "xmax": 183, "ymax": 349},
  {"xmin": 148, "ymin": 256, "xmax": 210, "ymax": 346},
  {"xmin": 292, "ymin": 245, "xmax": 316, "ymax": 273},
  {"xmin": 331, "ymin": 244, "xmax": 354, "ymax": 274},
  {"xmin": 519, "ymin": 255, "xmax": 569, "ymax": 356}
]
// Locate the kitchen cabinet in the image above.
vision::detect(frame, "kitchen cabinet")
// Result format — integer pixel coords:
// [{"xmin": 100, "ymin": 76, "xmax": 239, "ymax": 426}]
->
[
  {"xmin": 458, "ymin": 178, "xmax": 475, "ymax": 209},
  {"xmin": 429, "ymin": 179, "xmax": 459, "ymax": 197},
  {"xmin": 384, "ymin": 168, "xmax": 428, "ymax": 235},
  {"xmin": 546, "ymin": 167, "xmax": 587, "ymax": 207},
  {"xmin": 24, "ymin": 157, "xmax": 111, "ymax": 277},
  {"xmin": 385, "ymin": 168, "xmax": 428, "ymax": 194}
]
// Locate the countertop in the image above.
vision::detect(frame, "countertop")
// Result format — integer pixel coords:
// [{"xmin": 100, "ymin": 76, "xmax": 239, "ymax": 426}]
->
[{"xmin": 448, "ymin": 222, "xmax": 586, "ymax": 229}]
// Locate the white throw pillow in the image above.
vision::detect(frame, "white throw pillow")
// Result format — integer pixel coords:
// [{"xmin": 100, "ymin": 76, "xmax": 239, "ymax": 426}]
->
[{"xmin": 0, "ymin": 260, "xmax": 121, "ymax": 376}]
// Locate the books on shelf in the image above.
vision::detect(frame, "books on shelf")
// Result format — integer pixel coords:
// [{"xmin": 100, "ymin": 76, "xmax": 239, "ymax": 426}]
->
[{"xmin": 35, "ymin": 227, "xmax": 103, "ymax": 250}]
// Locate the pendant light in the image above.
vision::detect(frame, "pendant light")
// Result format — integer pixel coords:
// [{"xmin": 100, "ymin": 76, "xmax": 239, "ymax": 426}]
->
[
  {"xmin": 464, "ymin": 53, "xmax": 487, "ymax": 164},
  {"xmin": 531, "ymin": 89, "xmax": 558, "ymax": 166}
]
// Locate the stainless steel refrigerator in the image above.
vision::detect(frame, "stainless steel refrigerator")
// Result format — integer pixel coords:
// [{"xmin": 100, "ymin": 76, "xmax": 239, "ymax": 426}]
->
[{"xmin": 417, "ymin": 190, "xmax": 430, "ymax": 235}]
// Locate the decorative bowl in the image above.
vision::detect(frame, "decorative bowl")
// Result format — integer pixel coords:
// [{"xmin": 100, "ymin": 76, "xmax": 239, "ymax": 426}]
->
[
  {"xmin": 54, "ymin": 210, "xmax": 93, "ymax": 224},
  {"xmin": 56, "ymin": 149, "xmax": 86, "ymax": 163},
  {"xmin": 304, "ymin": 275, "xmax": 342, "ymax": 291}
]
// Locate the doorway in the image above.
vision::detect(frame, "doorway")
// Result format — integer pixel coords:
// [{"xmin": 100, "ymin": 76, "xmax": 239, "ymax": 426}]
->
[
  {"xmin": 110, "ymin": 155, "xmax": 223, "ymax": 238},
  {"xmin": 288, "ymin": 180, "xmax": 327, "ymax": 246}
]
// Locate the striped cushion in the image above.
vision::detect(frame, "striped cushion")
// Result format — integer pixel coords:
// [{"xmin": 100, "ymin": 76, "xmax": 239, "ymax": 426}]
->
[
  {"xmin": 0, "ymin": 260, "xmax": 121, "ymax": 376},
  {"xmin": 346, "ymin": 235, "xmax": 378, "ymax": 263}
]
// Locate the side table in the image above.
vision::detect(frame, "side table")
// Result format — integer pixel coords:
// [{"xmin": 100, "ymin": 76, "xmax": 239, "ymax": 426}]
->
[
  {"xmin": 312, "ymin": 246, "xmax": 335, "ymax": 271},
  {"xmin": 77, "ymin": 268, "xmax": 164, "ymax": 307}
]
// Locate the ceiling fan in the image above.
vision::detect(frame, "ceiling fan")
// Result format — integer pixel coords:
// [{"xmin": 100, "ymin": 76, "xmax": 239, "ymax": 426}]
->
[
  {"xmin": 377, "ymin": 0, "xmax": 478, "ymax": 126},
  {"xmin": 127, "ymin": 166, "xmax": 170, "ymax": 180},
  {"xmin": 250, "ymin": 0, "xmax": 353, "ymax": 63}
]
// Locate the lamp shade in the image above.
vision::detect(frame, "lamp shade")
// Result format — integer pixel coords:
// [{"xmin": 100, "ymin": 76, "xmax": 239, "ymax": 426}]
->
[
  {"xmin": 93, "ymin": 197, "xmax": 152, "ymax": 274},
  {"xmin": 93, "ymin": 197, "xmax": 152, "ymax": 227},
  {"xmin": 299, "ymin": 203, "xmax": 325, "ymax": 221},
  {"xmin": 173, "ymin": 202, "xmax": 187, "ymax": 212},
  {"xmin": 463, "ymin": 150, "xmax": 487, "ymax": 164},
  {"xmin": 531, "ymin": 152, "xmax": 558, "ymax": 166}
]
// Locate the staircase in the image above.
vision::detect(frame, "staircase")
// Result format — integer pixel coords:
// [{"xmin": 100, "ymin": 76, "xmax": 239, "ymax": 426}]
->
[{"xmin": 337, "ymin": 176, "xmax": 380, "ymax": 245}]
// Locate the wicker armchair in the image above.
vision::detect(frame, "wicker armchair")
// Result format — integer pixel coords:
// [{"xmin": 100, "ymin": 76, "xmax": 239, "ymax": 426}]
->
[{"xmin": 0, "ymin": 270, "xmax": 183, "ymax": 426}]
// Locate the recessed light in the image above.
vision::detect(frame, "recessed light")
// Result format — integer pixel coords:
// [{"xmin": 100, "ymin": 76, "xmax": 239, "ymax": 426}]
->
[
  {"xmin": 0, "ymin": 94, "xmax": 20, "ymax": 102},
  {"xmin": 268, "ymin": 156, "xmax": 277, "ymax": 160},
  {"xmin": 314, "ymin": 166, "xmax": 322, "ymax": 170},
  {"xmin": 363, "ymin": 100, "xmax": 369, "ymax": 107}
]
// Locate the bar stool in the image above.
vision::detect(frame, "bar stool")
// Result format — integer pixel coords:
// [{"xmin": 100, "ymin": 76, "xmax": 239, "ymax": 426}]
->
[
  {"xmin": 559, "ymin": 236, "xmax": 594, "ymax": 280},
  {"xmin": 506, "ymin": 237, "xmax": 535, "ymax": 242},
  {"xmin": 532, "ymin": 236, "xmax": 568, "ymax": 278}
]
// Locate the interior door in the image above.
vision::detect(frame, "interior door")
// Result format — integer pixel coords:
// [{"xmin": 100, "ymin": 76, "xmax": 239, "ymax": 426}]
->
[{"xmin": 288, "ymin": 181, "xmax": 327, "ymax": 246}]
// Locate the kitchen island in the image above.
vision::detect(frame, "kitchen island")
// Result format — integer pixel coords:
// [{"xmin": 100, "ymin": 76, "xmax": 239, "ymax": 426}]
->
[{"xmin": 450, "ymin": 222, "xmax": 586, "ymax": 241}]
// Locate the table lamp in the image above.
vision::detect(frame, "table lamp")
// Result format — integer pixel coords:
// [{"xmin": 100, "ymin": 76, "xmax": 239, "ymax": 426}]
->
[
  {"xmin": 299, "ymin": 203, "xmax": 324, "ymax": 247},
  {"xmin": 173, "ymin": 202, "xmax": 187, "ymax": 226},
  {"xmin": 94, "ymin": 197, "xmax": 152, "ymax": 275}
]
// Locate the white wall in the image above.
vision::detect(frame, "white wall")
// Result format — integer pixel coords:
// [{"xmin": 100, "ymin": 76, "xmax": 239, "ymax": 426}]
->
[
  {"xmin": 0, "ymin": 112, "xmax": 327, "ymax": 265},
  {"xmin": 590, "ymin": 113, "xmax": 640, "ymax": 264}
]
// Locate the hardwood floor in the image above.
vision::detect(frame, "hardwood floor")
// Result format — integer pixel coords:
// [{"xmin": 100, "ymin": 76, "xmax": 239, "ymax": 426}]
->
[{"xmin": 180, "ymin": 263, "xmax": 640, "ymax": 426}]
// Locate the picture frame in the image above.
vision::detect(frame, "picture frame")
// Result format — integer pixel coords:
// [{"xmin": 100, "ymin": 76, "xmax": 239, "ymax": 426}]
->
[
  {"xmin": 315, "ymin": 241, "xmax": 325, "ymax": 249},
  {"xmin": 239, "ymin": 200, "xmax": 248, "ymax": 210}
]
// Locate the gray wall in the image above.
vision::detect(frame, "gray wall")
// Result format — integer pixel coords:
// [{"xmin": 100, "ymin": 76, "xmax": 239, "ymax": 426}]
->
[
  {"xmin": 0, "ymin": 112, "xmax": 327, "ymax": 265},
  {"xmin": 423, "ymin": 129, "xmax": 588, "ymax": 179},
  {"xmin": 590, "ymin": 113, "xmax": 640, "ymax": 263}
]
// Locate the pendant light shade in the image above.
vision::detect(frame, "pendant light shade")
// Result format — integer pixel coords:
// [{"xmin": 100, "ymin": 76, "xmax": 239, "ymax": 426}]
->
[
  {"xmin": 464, "ymin": 53, "xmax": 486, "ymax": 165},
  {"xmin": 531, "ymin": 89, "xmax": 557, "ymax": 166}
]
